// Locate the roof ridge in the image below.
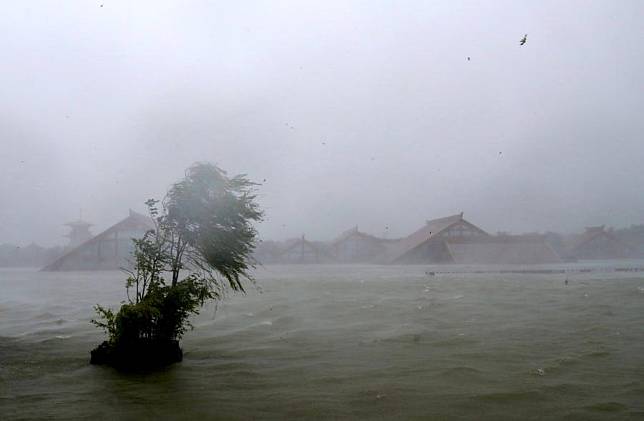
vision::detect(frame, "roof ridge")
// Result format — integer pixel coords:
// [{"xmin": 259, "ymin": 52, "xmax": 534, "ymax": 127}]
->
[{"xmin": 425, "ymin": 213, "xmax": 463, "ymax": 225}]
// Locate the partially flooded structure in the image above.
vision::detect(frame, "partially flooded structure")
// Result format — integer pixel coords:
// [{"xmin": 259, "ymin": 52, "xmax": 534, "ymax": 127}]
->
[
  {"xmin": 615, "ymin": 224, "xmax": 644, "ymax": 257},
  {"xmin": 0, "ymin": 243, "xmax": 64, "ymax": 268},
  {"xmin": 386, "ymin": 213, "xmax": 489, "ymax": 264},
  {"xmin": 331, "ymin": 227, "xmax": 390, "ymax": 263},
  {"xmin": 446, "ymin": 234, "xmax": 562, "ymax": 265},
  {"xmin": 252, "ymin": 240, "xmax": 286, "ymax": 265},
  {"xmin": 277, "ymin": 235, "xmax": 335, "ymax": 264},
  {"xmin": 383, "ymin": 213, "xmax": 561, "ymax": 265},
  {"xmin": 43, "ymin": 210, "xmax": 154, "ymax": 271},
  {"xmin": 569, "ymin": 226, "xmax": 635, "ymax": 260},
  {"xmin": 229, "ymin": 214, "xmax": 644, "ymax": 266},
  {"xmin": 64, "ymin": 218, "xmax": 93, "ymax": 249}
]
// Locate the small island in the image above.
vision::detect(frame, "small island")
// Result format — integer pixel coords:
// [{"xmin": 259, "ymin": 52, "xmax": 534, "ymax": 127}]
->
[{"xmin": 90, "ymin": 162, "xmax": 262, "ymax": 370}]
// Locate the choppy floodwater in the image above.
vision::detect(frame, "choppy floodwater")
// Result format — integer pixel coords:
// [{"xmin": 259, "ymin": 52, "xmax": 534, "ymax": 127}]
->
[{"xmin": 2, "ymin": 265, "xmax": 644, "ymax": 420}]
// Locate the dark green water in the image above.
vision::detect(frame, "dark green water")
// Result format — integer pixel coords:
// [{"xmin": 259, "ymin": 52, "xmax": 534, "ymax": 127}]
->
[{"xmin": 2, "ymin": 265, "xmax": 644, "ymax": 420}]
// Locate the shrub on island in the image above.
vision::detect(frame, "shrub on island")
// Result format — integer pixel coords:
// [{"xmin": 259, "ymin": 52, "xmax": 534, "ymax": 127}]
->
[{"xmin": 90, "ymin": 162, "xmax": 262, "ymax": 370}]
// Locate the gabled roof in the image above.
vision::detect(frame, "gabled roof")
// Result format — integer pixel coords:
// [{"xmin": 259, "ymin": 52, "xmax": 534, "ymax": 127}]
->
[
  {"xmin": 570, "ymin": 226, "xmax": 612, "ymax": 250},
  {"xmin": 385, "ymin": 213, "xmax": 488, "ymax": 263},
  {"xmin": 42, "ymin": 210, "xmax": 154, "ymax": 271},
  {"xmin": 278, "ymin": 235, "xmax": 336, "ymax": 263},
  {"xmin": 568, "ymin": 225, "xmax": 635, "ymax": 258},
  {"xmin": 332, "ymin": 226, "xmax": 387, "ymax": 245}
]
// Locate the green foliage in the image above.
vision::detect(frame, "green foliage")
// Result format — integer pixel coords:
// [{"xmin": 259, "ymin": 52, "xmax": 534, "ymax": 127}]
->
[
  {"xmin": 92, "ymin": 277, "xmax": 213, "ymax": 345},
  {"xmin": 92, "ymin": 162, "xmax": 262, "ymax": 351},
  {"xmin": 164, "ymin": 163, "xmax": 262, "ymax": 290},
  {"xmin": 91, "ymin": 305, "xmax": 117, "ymax": 344}
]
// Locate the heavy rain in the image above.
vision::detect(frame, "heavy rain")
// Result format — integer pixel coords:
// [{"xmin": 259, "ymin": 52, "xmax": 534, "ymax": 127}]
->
[{"xmin": 2, "ymin": 1, "xmax": 644, "ymax": 419}]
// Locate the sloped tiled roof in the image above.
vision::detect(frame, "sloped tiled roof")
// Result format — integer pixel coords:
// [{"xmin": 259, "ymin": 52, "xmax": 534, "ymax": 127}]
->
[
  {"xmin": 570, "ymin": 226, "xmax": 614, "ymax": 252},
  {"xmin": 332, "ymin": 226, "xmax": 386, "ymax": 245},
  {"xmin": 568, "ymin": 226, "xmax": 635, "ymax": 259},
  {"xmin": 42, "ymin": 210, "xmax": 154, "ymax": 271},
  {"xmin": 278, "ymin": 236, "xmax": 336, "ymax": 263},
  {"xmin": 446, "ymin": 235, "xmax": 562, "ymax": 265},
  {"xmin": 384, "ymin": 213, "xmax": 487, "ymax": 263}
]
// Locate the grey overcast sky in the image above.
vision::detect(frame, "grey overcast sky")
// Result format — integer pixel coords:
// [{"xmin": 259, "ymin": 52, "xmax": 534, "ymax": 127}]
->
[{"xmin": 2, "ymin": 0, "xmax": 644, "ymax": 246}]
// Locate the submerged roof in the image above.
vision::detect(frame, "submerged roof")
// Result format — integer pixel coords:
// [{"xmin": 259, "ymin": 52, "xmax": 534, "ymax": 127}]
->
[
  {"xmin": 446, "ymin": 235, "xmax": 562, "ymax": 265},
  {"xmin": 278, "ymin": 235, "xmax": 336, "ymax": 263},
  {"xmin": 568, "ymin": 225, "xmax": 635, "ymax": 259},
  {"xmin": 42, "ymin": 210, "xmax": 154, "ymax": 271},
  {"xmin": 570, "ymin": 226, "xmax": 616, "ymax": 250},
  {"xmin": 385, "ymin": 213, "xmax": 488, "ymax": 263},
  {"xmin": 332, "ymin": 226, "xmax": 388, "ymax": 245}
]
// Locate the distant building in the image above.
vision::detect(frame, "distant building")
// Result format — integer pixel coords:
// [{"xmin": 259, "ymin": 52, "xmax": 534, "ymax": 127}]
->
[
  {"xmin": 277, "ymin": 235, "xmax": 335, "ymax": 264},
  {"xmin": 382, "ymin": 213, "xmax": 561, "ymax": 265},
  {"xmin": 0, "ymin": 243, "xmax": 64, "ymax": 268},
  {"xmin": 569, "ymin": 226, "xmax": 635, "ymax": 260},
  {"xmin": 43, "ymin": 210, "xmax": 154, "ymax": 271},
  {"xmin": 64, "ymin": 219, "xmax": 93, "ymax": 248},
  {"xmin": 446, "ymin": 234, "xmax": 562, "ymax": 265},
  {"xmin": 331, "ymin": 226, "xmax": 390, "ymax": 263},
  {"xmin": 252, "ymin": 240, "xmax": 285, "ymax": 264},
  {"xmin": 386, "ymin": 213, "xmax": 489, "ymax": 264},
  {"xmin": 614, "ymin": 224, "xmax": 644, "ymax": 257},
  {"xmin": 543, "ymin": 232, "xmax": 571, "ymax": 260}
]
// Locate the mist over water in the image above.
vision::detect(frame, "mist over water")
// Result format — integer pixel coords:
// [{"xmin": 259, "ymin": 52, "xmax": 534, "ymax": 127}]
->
[
  {"xmin": 3, "ymin": 2, "xmax": 644, "ymax": 420},
  {"xmin": 2, "ymin": 265, "xmax": 644, "ymax": 419},
  {"xmin": 2, "ymin": 1, "xmax": 644, "ymax": 246}
]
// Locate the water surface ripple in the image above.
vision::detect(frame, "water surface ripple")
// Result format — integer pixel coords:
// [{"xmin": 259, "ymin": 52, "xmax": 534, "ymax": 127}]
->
[{"xmin": 1, "ymin": 265, "xmax": 644, "ymax": 420}]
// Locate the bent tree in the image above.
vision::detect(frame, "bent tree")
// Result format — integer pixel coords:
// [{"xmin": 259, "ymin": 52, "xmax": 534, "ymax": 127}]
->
[{"xmin": 91, "ymin": 162, "xmax": 262, "ymax": 369}]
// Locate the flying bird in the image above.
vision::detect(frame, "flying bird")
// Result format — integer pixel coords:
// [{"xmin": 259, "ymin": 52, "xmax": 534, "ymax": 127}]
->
[{"xmin": 519, "ymin": 34, "xmax": 527, "ymax": 46}]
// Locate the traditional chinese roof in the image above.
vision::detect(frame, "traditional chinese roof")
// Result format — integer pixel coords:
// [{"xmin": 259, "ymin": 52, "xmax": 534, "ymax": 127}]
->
[
  {"xmin": 42, "ymin": 210, "xmax": 154, "ymax": 271},
  {"xmin": 331, "ymin": 226, "xmax": 386, "ymax": 245},
  {"xmin": 277, "ymin": 235, "xmax": 336, "ymax": 263},
  {"xmin": 568, "ymin": 225, "xmax": 635, "ymax": 259},
  {"xmin": 385, "ymin": 213, "xmax": 488, "ymax": 263},
  {"xmin": 446, "ymin": 235, "xmax": 562, "ymax": 265}
]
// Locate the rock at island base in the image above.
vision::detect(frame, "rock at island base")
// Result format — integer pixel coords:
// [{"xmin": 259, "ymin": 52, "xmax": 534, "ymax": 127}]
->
[{"xmin": 90, "ymin": 339, "xmax": 183, "ymax": 370}]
